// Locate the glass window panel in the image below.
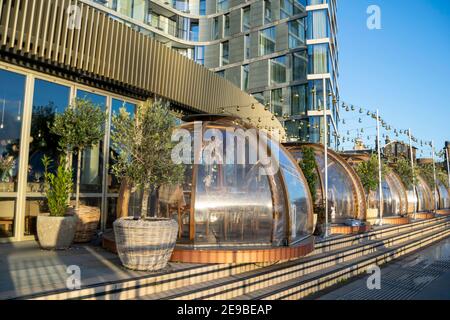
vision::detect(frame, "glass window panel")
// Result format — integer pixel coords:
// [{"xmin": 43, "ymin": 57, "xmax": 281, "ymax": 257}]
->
[
  {"xmin": 289, "ymin": 18, "xmax": 305, "ymax": 48},
  {"xmin": 259, "ymin": 27, "xmax": 276, "ymax": 56},
  {"xmin": 76, "ymin": 90, "xmax": 106, "ymax": 193},
  {"xmin": 271, "ymin": 88, "xmax": 284, "ymax": 116},
  {"xmin": 291, "ymin": 85, "xmax": 307, "ymax": 116},
  {"xmin": 27, "ymin": 79, "xmax": 70, "ymax": 193},
  {"xmin": 0, "ymin": 69, "xmax": 25, "ymax": 193},
  {"xmin": 221, "ymin": 41, "xmax": 229, "ymax": 66},
  {"xmin": 108, "ymin": 99, "xmax": 136, "ymax": 193},
  {"xmin": 293, "ymin": 51, "xmax": 307, "ymax": 81},
  {"xmin": 242, "ymin": 6, "xmax": 251, "ymax": 32},
  {"xmin": 242, "ymin": 65, "xmax": 249, "ymax": 91},
  {"xmin": 270, "ymin": 56, "xmax": 287, "ymax": 84}
]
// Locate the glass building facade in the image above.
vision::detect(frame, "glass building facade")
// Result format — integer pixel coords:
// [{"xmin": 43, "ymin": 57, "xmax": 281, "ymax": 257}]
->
[{"xmin": 88, "ymin": 0, "xmax": 340, "ymax": 145}]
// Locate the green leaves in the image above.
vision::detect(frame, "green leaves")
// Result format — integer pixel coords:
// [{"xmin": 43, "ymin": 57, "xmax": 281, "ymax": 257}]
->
[
  {"xmin": 392, "ymin": 158, "xmax": 417, "ymax": 189},
  {"xmin": 298, "ymin": 147, "xmax": 319, "ymax": 204},
  {"xmin": 51, "ymin": 98, "xmax": 107, "ymax": 153},
  {"xmin": 111, "ymin": 100, "xmax": 185, "ymax": 218},
  {"xmin": 418, "ymin": 163, "xmax": 436, "ymax": 189},
  {"xmin": 355, "ymin": 154, "xmax": 388, "ymax": 193},
  {"xmin": 42, "ymin": 156, "xmax": 73, "ymax": 217}
]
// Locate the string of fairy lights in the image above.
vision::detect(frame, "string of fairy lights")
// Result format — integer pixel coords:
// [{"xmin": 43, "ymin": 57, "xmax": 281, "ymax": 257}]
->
[
  {"xmin": 338, "ymin": 101, "xmax": 444, "ymax": 161},
  {"xmin": 216, "ymin": 98, "xmax": 444, "ymax": 163}
]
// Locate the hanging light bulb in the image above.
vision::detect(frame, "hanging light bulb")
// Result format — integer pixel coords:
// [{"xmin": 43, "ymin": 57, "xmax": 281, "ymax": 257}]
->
[
  {"xmin": 0, "ymin": 98, "xmax": 5, "ymax": 130},
  {"xmin": 351, "ymin": 105, "xmax": 355, "ymax": 111},
  {"xmin": 359, "ymin": 108, "xmax": 363, "ymax": 114},
  {"xmin": 342, "ymin": 119, "xmax": 346, "ymax": 125},
  {"xmin": 359, "ymin": 118, "xmax": 362, "ymax": 123}
]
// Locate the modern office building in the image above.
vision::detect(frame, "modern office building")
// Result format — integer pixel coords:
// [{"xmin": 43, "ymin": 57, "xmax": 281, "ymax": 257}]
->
[{"xmin": 88, "ymin": 0, "xmax": 340, "ymax": 145}]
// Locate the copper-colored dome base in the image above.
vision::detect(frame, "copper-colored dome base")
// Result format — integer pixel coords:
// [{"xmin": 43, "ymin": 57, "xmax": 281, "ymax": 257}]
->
[
  {"xmin": 170, "ymin": 237, "xmax": 315, "ymax": 264},
  {"xmin": 330, "ymin": 224, "xmax": 371, "ymax": 235}
]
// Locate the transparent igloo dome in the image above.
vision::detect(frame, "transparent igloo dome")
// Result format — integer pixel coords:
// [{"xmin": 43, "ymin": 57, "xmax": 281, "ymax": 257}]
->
[
  {"xmin": 160, "ymin": 115, "xmax": 314, "ymax": 247},
  {"xmin": 285, "ymin": 143, "xmax": 367, "ymax": 224},
  {"xmin": 437, "ymin": 179, "xmax": 450, "ymax": 209}
]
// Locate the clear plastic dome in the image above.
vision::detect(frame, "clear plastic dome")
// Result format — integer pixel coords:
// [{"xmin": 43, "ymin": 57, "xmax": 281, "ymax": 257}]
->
[
  {"xmin": 371, "ymin": 171, "xmax": 408, "ymax": 217},
  {"xmin": 166, "ymin": 116, "xmax": 314, "ymax": 247},
  {"xmin": 285, "ymin": 143, "xmax": 366, "ymax": 224},
  {"xmin": 416, "ymin": 175, "xmax": 434, "ymax": 212},
  {"xmin": 437, "ymin": 179, "xmax": 450, "ymax": 209}
]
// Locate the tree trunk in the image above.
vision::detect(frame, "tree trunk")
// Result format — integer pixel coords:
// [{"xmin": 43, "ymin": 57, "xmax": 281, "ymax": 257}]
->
[
  {"xmin": 141, "ymin": 184, "xmax": 150, "ymax": 219},
  {"xmin": 76, "ymin": 148, "xmax": 82, "ymax": 210},
  {"xmin": 117, "ymin": 178, "xmax": 131, "ymax": 219}
]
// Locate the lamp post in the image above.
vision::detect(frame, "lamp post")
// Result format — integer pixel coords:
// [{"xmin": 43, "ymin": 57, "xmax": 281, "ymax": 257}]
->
[
  {"xmin": 431, "ymin": 141, "xmax": 438, "ymax": 212},
  {"xmin": 376, "ymin": 109, "xmax": 383, "ymax": 226},
  {"xmin": 408, "ymin": 129, "xmax": 417, "ymax": 220},
  {"xmin": 322, "ymin": 81, "xmax": 329, "ymax": 238},
  {"xmin": 446, "ymin": 147, "xmax": 450, "ymax": 192}
]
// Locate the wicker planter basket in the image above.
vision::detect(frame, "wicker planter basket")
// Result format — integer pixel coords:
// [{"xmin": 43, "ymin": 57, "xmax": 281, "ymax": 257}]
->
[
  {"xmin": 113, "ymin": 217, "xmax": 178, "ymax": 271},
  {"xmin": 71, "ymin": 205, "xmax": 101, "ymax": 243}
]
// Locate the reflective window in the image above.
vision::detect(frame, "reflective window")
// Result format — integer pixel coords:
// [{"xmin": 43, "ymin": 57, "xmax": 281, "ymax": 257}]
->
[
  {"xmin": 76, "ymin": 90, "xmax": 107, "ymax": 193},
  {"xmin": 264, "ymin": 0, "xmax": 272, "ymax": 23},
  {"xmin": 195, "ymin": 46, "xmax": 205, "ymax": 65},
  {"xmin": 242, "ymin": 65, "xmax": 250, "ymax": 91},
  {"xmin": 217, "ymin": 0, "xmax": 229, "ymax": 12},
  {"xmin": 271, "ymin": 88, "xmax": 284, "ymax": 117},
  {"xmin": 221, "ymin": 41, "xmax": 229, "ymax": 66},
  {"xmin": 308, "ymin": 43, "xmax": 329, "ymax": 74},
  {"xmin": 244, "ymin": 34, "xmax": 251, "ymax": 60},
  {"xmin": 25, "ymin": 79, "xmax": 71, "ymax": 236},
  {"xmin": 289, "ymin": 18, "xmax": 306, "ymax": 48},
  {"xmin": 270, "ymin": 56, "xmax": 287, "ymax": 84},
  {"xmin": 224, "ymin": 14, "xmax": 230, "ymax": 37},
  {"xmin": 27, "ymin": 79, "xmax": 70, "ymax": 191},
  {"xmin": 291, "ymin": 85, "xmax": 307, "ymax": 116},
  {"xmin": 108, "ymin": 99, "xmax": 136, "ymax": 193},
  {"xmin": 308, "ymin": 9, "xmax": 328, "ymax": 39},
  {"xmin": 0, "ymin": 69, "xmax": 25, "ymax": 238},
  {"xmin": 259, "ymin": 27, "xmax": 276, "ymax": 56},
  {"xmin": 292, "ymin": 51, "xmax": 307, "ymax": 81},
  {"xmin": 242, "ymin": 6, "xmax": 251, "ymax": 32}
]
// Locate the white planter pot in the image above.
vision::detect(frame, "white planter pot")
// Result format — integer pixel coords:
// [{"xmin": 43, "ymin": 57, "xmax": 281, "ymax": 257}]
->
[
  {"xmin": 37, "ymin": 215, "xmax": 76, "ymax": 250},
  {"xmin": 113, "ymin": 217, "xmax": 178, "ymax": 271}
]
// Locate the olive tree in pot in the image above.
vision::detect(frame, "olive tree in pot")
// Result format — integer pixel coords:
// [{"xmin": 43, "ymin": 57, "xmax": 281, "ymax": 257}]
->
[
  {"xmin": 355, "ymin": 155, "xmax": 388, "ymax": 224},
  {"xmin": 37, "ymin": 156, "xmax": 75, "ymax": 250},
  {"xmin": 111, "ymin": 100, "xmax": 185, "ymax": 271},
  {"xmin": 51, "ymin": 98, "xmax": 107, "ymax": 243}
]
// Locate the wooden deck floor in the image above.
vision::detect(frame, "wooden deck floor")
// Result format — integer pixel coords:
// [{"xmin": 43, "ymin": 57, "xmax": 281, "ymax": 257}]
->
[{"xmin": 0, "ymin": 241, "xmax": 199, "ymax": 300}]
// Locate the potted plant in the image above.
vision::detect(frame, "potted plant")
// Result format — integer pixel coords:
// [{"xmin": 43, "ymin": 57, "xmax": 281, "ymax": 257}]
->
[
  {"xmin": 111, "ymin": 100, "xmax": 185, "ymax": 271},
  {"xmin": 0, "ymin": 154, "xmax": 15, "ymax": 192},
  {"xmin": 297, "ymin": 147, "xmax": 324, "ymax": 235},
  {"xmin": 37, "ymin": 155, "xmax": 75, "ymax": 250},
  {"xmin": 355, "ymin": 154, "xmax": 388, "ymax": 224},
  {"xmin": 51, "ymin": 98, "xmax": 107, "ymax": 242}
]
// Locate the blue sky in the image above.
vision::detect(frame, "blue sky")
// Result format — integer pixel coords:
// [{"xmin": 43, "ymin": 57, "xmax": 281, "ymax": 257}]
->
[{"xmin": 338, "ymin": 0, "xmax": 450, "ymax": 159}]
